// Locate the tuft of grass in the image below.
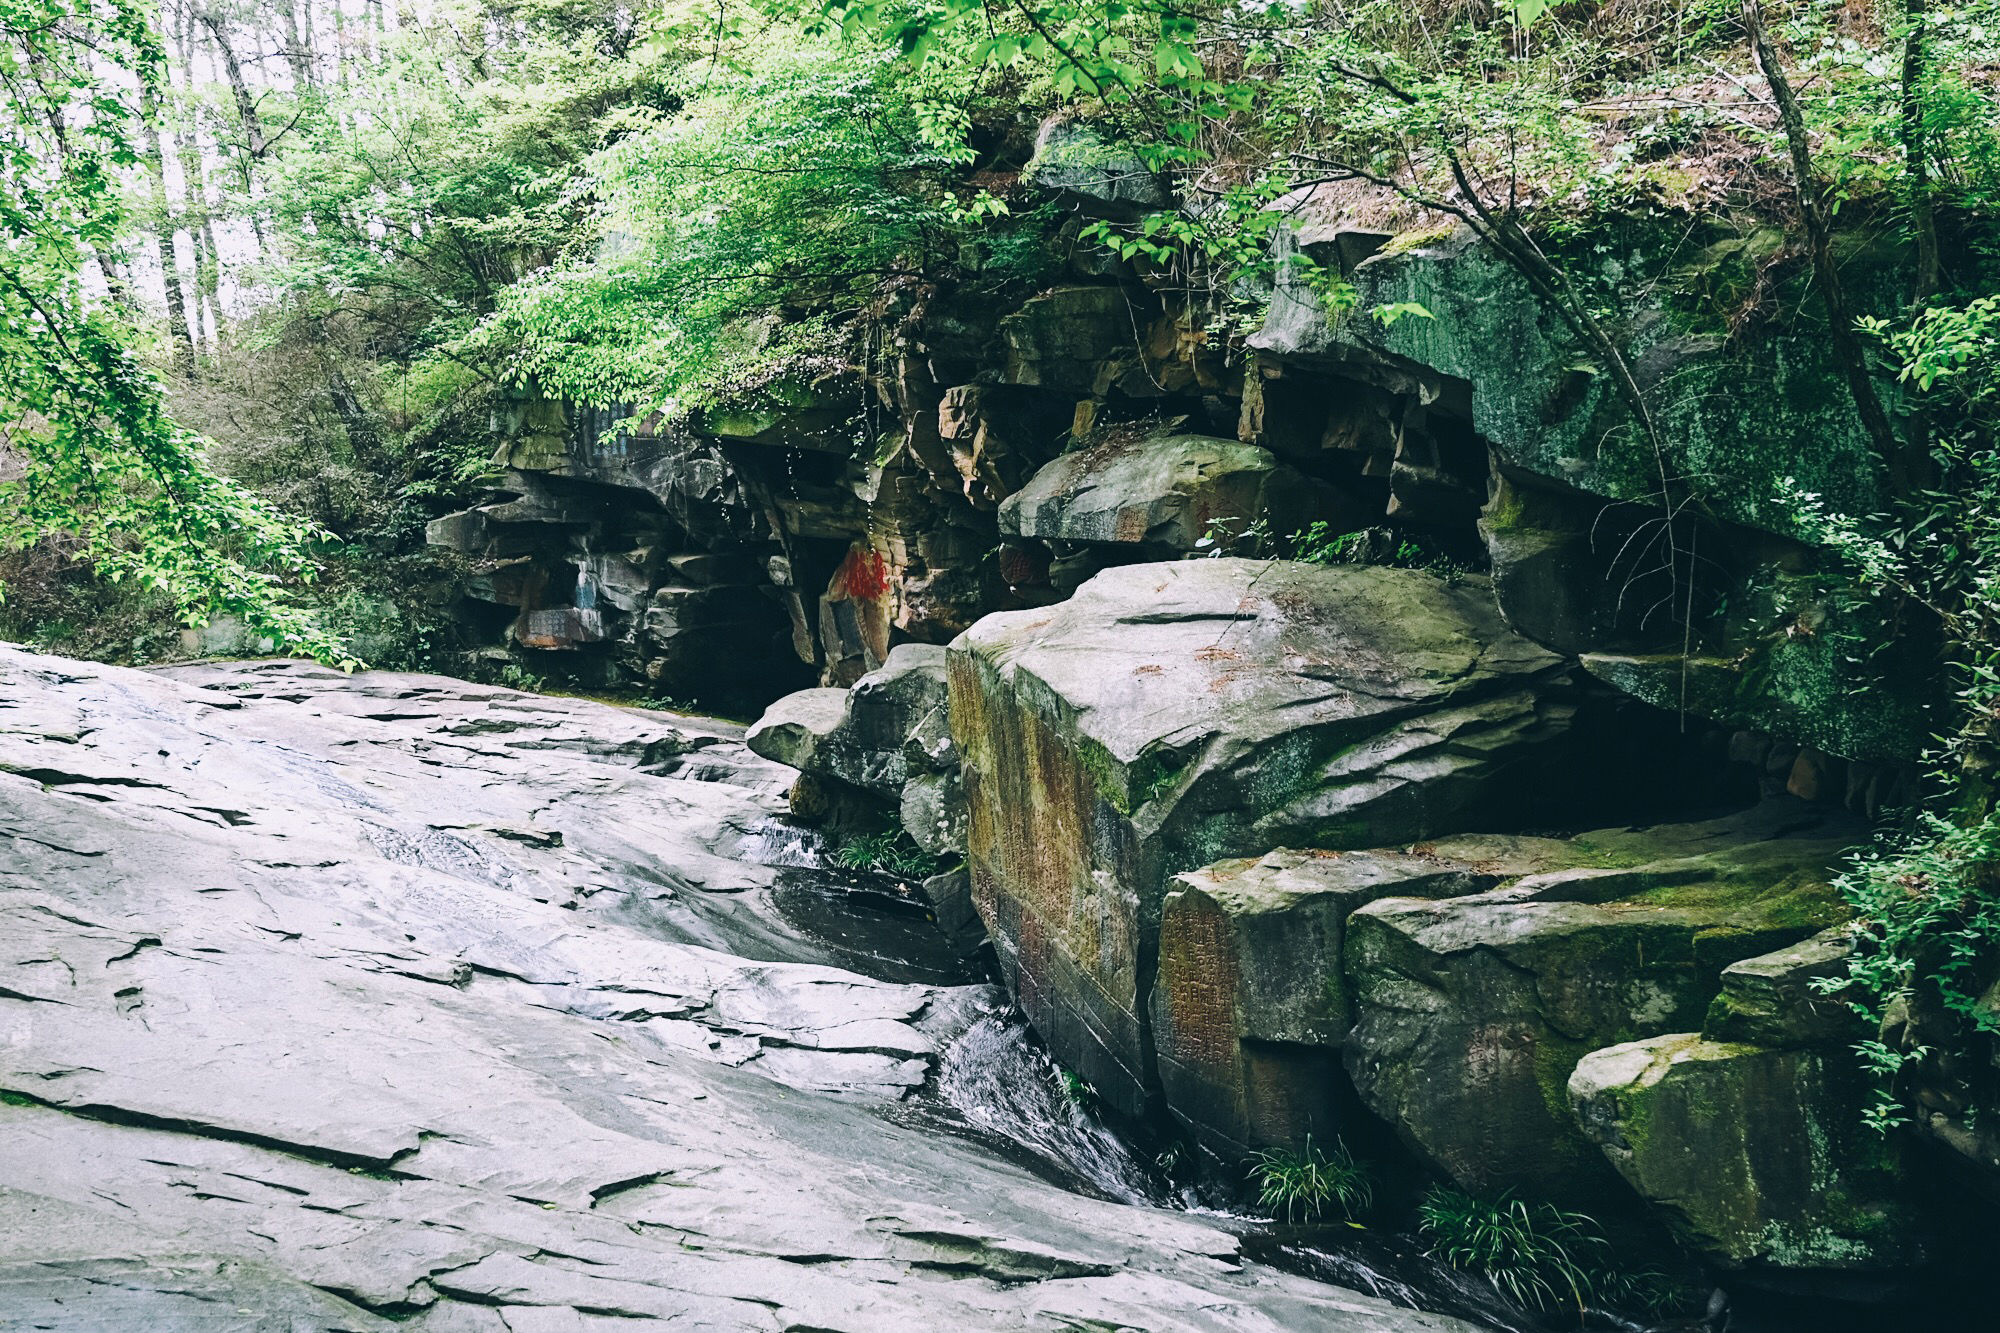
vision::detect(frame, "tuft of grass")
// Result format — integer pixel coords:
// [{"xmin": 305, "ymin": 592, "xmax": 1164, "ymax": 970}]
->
[
  {"xmin": 1052, "ymin": 1066, "xmax": 1094, "ymax": 1107},
  {"xmin": 495, "ymin": 663, "xmax": 547, "ymax": 692},
  {"xmin": 1248, "ymin": 1137, "xmax": 1374, "ymax": 1223},
  {"xmin": 1416, "ymin": 1187, "xmax": 1608, "ymax": 1313},
  {"xmin": 833, "ymin": 829, "xmax": 939, "ymax": 879}
]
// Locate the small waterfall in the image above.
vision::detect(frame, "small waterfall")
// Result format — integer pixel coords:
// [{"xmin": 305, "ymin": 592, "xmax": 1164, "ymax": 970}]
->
[
  {"xmin": 933, "ymin": 1009, "xmax": 1170, "ymax": 1206},
  {"xmin": 740, "ymin": 818, "xmax": 832, "ymax": 867}
]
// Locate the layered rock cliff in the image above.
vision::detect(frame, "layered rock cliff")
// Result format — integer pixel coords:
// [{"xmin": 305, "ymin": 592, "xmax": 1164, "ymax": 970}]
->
[{"xmin": 425, "ymin": 151, "xmax": 1967, "ymax": 1309}]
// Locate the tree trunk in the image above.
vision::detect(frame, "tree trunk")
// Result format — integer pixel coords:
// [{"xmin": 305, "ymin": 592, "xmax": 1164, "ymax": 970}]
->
[
  {"xmin": 276, "ymin": 0, "xmax": 316, "ymax": 90},
  {"xmin": 169, "ymin": 2, "xmax": 215, "ymax": 359},
  {"xmin": 139, "ymin": 80, "xmax": 199, "ymax": 375},
  {"xmin": 1742, "ymin": 0, "xmax": 1913, "ymax": 493},
  {"xmin": 203, "ymin": 10, "xmax": 269, "ymax": 158}
]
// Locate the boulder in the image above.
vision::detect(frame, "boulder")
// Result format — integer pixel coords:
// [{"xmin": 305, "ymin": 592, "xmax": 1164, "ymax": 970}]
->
[
  {"xmin": 1564, "ymin": 926, "xmax": 1922, "ymax": 1270},
  {"xmin": 1704, "ymin": 925, "xmax": 1858, "ymax": 1047},
  {"xmin": 748, "ymin": 644, "xmax": 965, "ymax": 850},
  {"xmin": 999, "ymin": 430, "xmax": 1350, "ymax": 555},
  {"xmin": 745, "ymin": 688, "xmax": 849, "ymax": 773},
  {"xmin": 1152, "ymin": 838, "xmax": 1574, "ymax": 1155},
  {"xmin": 1570, "ymin": 1035, "xmax": 1917, "ymax": 1269},
  {"xmin": 1023, "ymin": 117, "xmax": 1169, "ymax": 216},
  {"xmin": 1343, "ymin": 802, "xmax": 1857, "ymax": 1206},
  {"xmin": 949, "ymin": 559, "xmax": 1577, "ymax": 1115}
]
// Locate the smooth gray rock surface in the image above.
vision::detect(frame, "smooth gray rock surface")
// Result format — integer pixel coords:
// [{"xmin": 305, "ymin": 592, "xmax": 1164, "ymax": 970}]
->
[{"xmin": 0, "ymin": 646, "xmax": 1474, "ymax": 1332}]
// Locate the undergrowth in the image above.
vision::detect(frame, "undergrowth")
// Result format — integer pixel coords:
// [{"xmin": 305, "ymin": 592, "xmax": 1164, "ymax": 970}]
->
[
  {"xmin": 1248, "ymin": 1138, "xmax": 1373, "ymax": 1223},
  {"xmin": 834, "ymin": 830, "xmax": 940, "ymax": 879},
  {"xmin": 1416, "ymin": 1188, "xmax": 1608, "ymax": 1314}
]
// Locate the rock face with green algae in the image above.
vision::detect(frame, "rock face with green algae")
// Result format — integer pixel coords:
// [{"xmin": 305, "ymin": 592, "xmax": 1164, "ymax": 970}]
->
[
  {"xmin": 948, "ymin": 558, "xmax": 1579, "ymax": 1116},
  {"xmin": 1000, "ymin": 429, "xmax": 1352, "ymax": 556},
  {"xmin": 1342, "ymin": 800, "xmax": 1858, "ymax": 1207},
  {"xmin": 1152, "ymin": 838, "xmax": 1580, "ymax": 1155},
  {"xmin": 1254, "ymin": 220, "xmax": 1902, "ymax": 541},
  {"xmin": 1704, "ymin": 925, "xmax": 1858, "ymax": 1047},
  {"xmin": 1253, "ymin": 217, "xmax": 1935, "ymax": 766},
  {"xmin": 1569, "ymin": 1034, "xmax": 1919, "ymax": 1270}
]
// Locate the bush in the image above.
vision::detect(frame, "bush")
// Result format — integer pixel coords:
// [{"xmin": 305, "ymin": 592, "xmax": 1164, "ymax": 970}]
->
[
  {"xmin": 833, "ymin": 830, "xmax": 940, "ymax": 879},
  {"xmin": 1248, "ymin": 1137, "xmax": 1373, "ymax": 1223},
  {"xmin": 1417, "ymin": 1187, "xmax": 1607, "ymax": 1313}
]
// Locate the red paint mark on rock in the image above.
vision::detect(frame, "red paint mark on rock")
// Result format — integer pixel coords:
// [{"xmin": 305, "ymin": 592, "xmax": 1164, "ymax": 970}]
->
[{"xmin": 836, "ymin": 545, "xmax": 892, "ymax": 600}]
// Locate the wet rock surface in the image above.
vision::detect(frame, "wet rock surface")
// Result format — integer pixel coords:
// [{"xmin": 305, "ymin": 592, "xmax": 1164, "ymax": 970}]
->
[{"xmin": 0, "ymin": 647, "xmax": 1479, "ymax": 1332}]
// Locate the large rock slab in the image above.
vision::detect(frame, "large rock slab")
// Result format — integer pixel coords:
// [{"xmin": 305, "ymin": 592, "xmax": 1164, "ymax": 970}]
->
[
  {"xmin": 1343, "ymin": 802, "xmax": 1857, "ymax": 1206},
  {"xmin": 1152, "ymin": 837, "xmax": 1579, "ymax": 1155},
  {"xmin": 0, "ymin": 646, "xmax": 1474, "ymax": 1332},
  {"xmin": 1000, "ymin": 431, "xmax": 1345, "ymax": 555},
  {"xmin": 949, "ymin": 559, "xmax": 1576, "ymax": 1115}
]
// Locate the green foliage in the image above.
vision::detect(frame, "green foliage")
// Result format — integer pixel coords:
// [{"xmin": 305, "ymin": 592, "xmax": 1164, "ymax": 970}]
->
[
  {"xmin": 468, "ymin": 13, "xmax": 1038, "ymax": 417},
  {"xmin": 1790, "ymin": 299, "xmax": 2000, "ymax": 1132},
  {"xmin": 0, "ymin": 0, "xmax": 344, "ymax": 663},
  {"xmin": 1247, "ymin": 1138, "xmax": 1373, "ymax": 1224},
  {"xmin": 1416, "ymin": 1188, "xmax": 1608, "ymax": 1314},
  {"xmin": 1053, "ymin": 1066, "xmax": 1094, "ymax": 1107},
  {"xmin": 833, "ymin": 829, "xmax": 940, "ymax": 878},
  {"xmin": 496, "ymin": 664, "xmax": 550, "ymax": 693},
  {"xmin": 1286, "ymin": 523, "xmax": 1469, "ymax": 585},
  {"xmin": 1820, "ymin": 813, "xmax": 2000, "ymax": 1132}
]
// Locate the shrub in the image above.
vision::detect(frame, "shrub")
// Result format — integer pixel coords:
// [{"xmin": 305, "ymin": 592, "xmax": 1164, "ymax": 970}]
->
[
  {"xmin": 1416, "ymin": 1187, "xmax": 1607, "ymax": 1313},
  {"xmin": 833, "ymin": 830, "xmax": 939, "ymax": 879},
  {"xmin": 1248, "ymin": 1137, "xmax": 1373, "ymax": 1223}
]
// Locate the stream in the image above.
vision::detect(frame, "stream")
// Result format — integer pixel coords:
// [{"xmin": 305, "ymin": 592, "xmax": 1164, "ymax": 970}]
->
[{"xmin": 0, "ymin": 651, "xmax": 1945, "ymax": 1331}]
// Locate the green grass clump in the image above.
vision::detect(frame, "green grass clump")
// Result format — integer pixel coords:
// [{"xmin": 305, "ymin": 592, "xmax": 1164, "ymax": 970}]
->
[
  {"xmin": 834, "ymin": 830, "xmax": 940, "ymax": 879},
  {"xmin": 1248, "ymin": 1137, "xmax": 1373, "ymax": 1223},
  {"xmin": 1417, "ymin": 1187, "xmax": 1608, "ymax": 1313}
]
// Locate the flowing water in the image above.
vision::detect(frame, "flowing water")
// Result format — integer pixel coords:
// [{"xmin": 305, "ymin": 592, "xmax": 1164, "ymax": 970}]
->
[
  {"xmin": 929, "ymin": 1008, "xmax": 1178, "ymax": 1207},
  {"xmin": 737, "ymin": 817, "xmax": 1749, "ymax": 1333}
]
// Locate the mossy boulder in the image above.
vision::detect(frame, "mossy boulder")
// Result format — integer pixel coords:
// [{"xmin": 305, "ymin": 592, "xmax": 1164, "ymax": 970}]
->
[
  {"xmin": 1023, "ymin": 118, "xmax": 1169, "ymax": 217},
  {"xmin": 1255, "ymin": 218, "xmax": 1934, "ymax": 763},
  {"xmin": 694, "ymin": 374, "xmax": 862, "ymax": 452},
  {"xmin": 997, "ymin": 286, "xmax": 1169, "ymax": 396},
  {"xmin": 1582, "ymin": 648, "xmax": 1926, "ymax": 765},
  {"xmin": 1704, "ymin": 925, "xmax": 1859, "ymax": 1047},
  {"xmin": 1342, "ymin": 801, "xmax": 1857, "ymax": 1206},
  {"xmin": 1255, "ymin": 221, "xmax": 1902, "ymax": 542},
  {"xmin": 1000, "ymin": 430, "xmax": 1353, "ymax": 556},
  {"xmin": 1152, "ymin": 839, "xmax": 1575, "ymax": 1155},
  {"xmin": 948, "ymin": 559, "xmax": 1577, "ymax": 1115},
  {"xmin": 1570, "ymin": 1035, "xmax": 1919, "ymax": 1269}
]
